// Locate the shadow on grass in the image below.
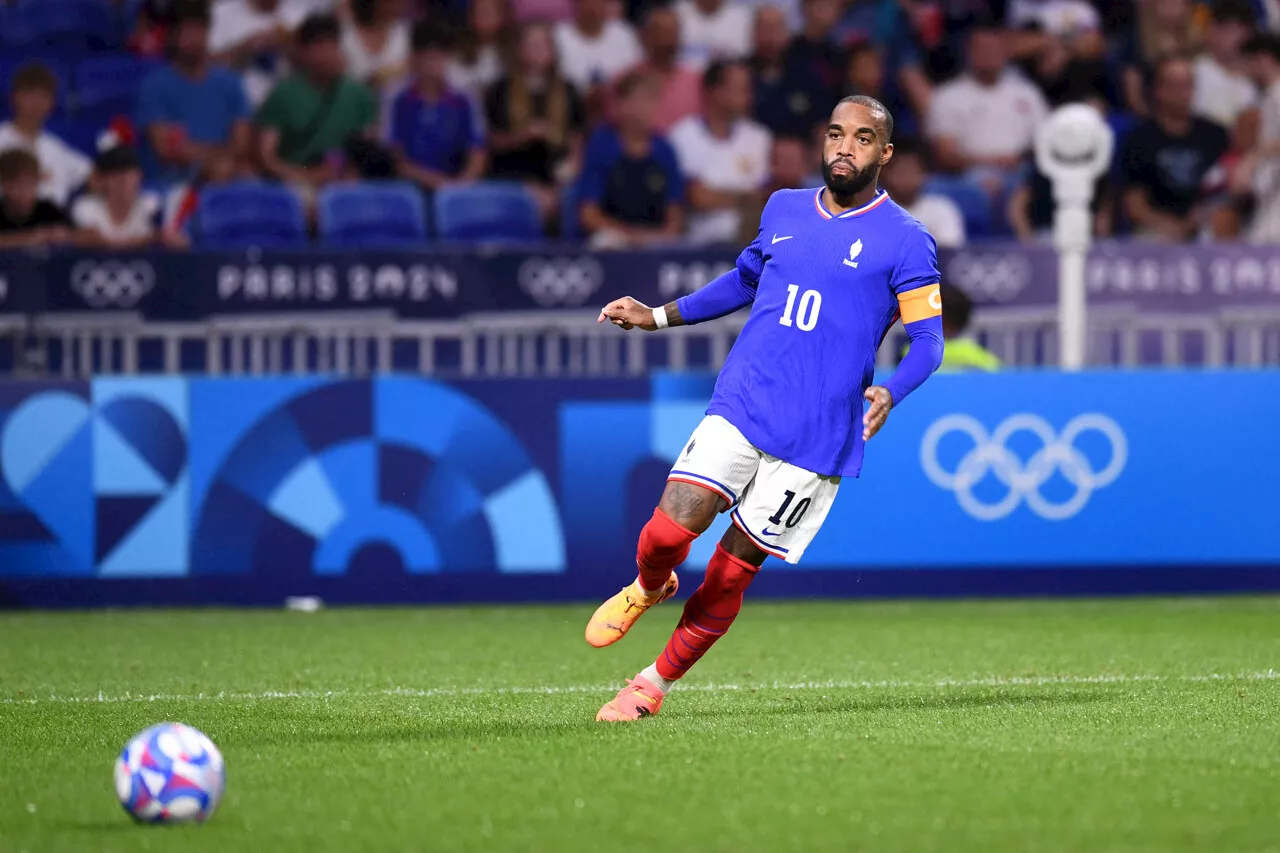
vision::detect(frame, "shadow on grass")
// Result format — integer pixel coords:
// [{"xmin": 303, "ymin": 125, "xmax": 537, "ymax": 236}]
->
[{"xmin": 677, "ymin": 687, "xmax": 1115, "ymax": 719}]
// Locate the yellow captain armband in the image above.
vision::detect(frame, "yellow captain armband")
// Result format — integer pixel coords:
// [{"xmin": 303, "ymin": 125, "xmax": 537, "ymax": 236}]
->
[{"xmin": 897, "ymin": 283, "xmax": 942, "ymax": 325}]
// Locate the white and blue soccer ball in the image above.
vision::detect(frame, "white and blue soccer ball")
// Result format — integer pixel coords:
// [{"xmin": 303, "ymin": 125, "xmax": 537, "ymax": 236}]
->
[{"xmin": 114, "ymin": 722, "xmax": 225, "ymax": 824}]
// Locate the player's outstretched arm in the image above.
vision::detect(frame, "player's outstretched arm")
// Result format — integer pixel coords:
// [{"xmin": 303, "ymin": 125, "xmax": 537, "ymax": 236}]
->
[{"xmin": 597, "ymin": 297, "xmax": 686, "ymax": 331}]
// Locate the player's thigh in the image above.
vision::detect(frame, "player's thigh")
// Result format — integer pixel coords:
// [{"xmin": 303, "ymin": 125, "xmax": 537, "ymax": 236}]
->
[
  {"xmin": 661, "ymin": 415, "xmax": 761, "ymax": 532},
  {"xmin": 729, "ymin": 457, "xmax": 840, "ymax": 565}
]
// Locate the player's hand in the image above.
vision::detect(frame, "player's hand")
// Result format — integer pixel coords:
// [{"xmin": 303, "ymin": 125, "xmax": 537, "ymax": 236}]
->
[
  {"xmin": 862, "ymin": 386, "xmax": 893, "ymax": 441},
  {"xmin": 597, "ymin": 296, "xmax": 657, "ymax": 331}
]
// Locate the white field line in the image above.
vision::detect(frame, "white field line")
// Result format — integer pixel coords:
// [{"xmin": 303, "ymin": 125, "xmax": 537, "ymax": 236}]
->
[{"xmin": 1, "ymin": 670, "xmax": 1276, "ymax": 706}]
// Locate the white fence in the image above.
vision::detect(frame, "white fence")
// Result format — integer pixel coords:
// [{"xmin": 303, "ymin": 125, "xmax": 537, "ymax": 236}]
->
[{"xmin": 13, "ymin": 305, "xmax": 1280, "ymax": 379}]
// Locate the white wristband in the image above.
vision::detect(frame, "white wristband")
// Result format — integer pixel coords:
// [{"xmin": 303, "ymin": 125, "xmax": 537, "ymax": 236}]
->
[{"xmin": 652, "ymin": 306, "xmax": 669, "ymax": 330}]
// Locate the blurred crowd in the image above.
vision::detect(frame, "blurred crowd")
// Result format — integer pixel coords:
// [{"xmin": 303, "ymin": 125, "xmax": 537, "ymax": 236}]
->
[{"xmin": 4, "ymin": 0, "xmax": 1280, "ymax": 250}]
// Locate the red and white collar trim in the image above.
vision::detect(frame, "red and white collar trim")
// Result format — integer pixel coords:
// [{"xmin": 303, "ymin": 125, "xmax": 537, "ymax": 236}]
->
[{"xmin": 814, "ymin": 188, "xmax": 889, "ymax": 220}]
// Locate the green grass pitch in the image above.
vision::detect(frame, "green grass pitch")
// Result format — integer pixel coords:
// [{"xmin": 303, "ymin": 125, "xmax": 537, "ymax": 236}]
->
[{"xmin": 3, "ymin": 597, "xmax": 1279, "ymax": 853}]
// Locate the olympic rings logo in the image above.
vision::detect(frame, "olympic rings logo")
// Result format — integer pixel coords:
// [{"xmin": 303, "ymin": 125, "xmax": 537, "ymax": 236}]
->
[
  {"xmin": 920, "ymin": 413, "xmax": 1127, "ymax": 521},
  {"xmin": 517, "ymin": 256, "xmax": 604, "ymax": 307},
  {"xmin": 70, "ymin": 260, "xmax": 156, "ymax": 309}
]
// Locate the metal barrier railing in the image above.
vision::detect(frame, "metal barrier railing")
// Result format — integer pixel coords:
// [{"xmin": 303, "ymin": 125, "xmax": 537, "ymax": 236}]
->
[{"xmin": 16, "ymin": 306, "xmax": 1280, "ymax": 378}]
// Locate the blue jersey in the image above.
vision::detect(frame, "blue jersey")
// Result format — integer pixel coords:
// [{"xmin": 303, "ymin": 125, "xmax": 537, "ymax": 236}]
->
[{"xmin": 678, "ymin": 187, "xmax": 943, "ymax": 478}]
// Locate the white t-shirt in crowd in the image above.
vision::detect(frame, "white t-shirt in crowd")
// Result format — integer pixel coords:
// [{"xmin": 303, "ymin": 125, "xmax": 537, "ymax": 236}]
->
[
  {"xmin": 72, "ymin": 194, "xmax": 162, "ymax": 244},
  {"xmin": 1248, "ymin": 78, "xmax": 1280, "ymax": 244},
  {"xmin": 669, "ymin": 116, "xmax": 772, "ymax": 244},
  {"xmin": 926, "ymin": 70, "xmax": 1048, "ymax": 161},
  {"xmin": 1006, "ymin": 0, "xmax": 1099, "ymax": 35},
  {"xmin": 1192, "ymin": 54, "xmax": 1257, "ymax": 131},
  {"xmin": 340, "ymin": 21, "xmax": 410, "ymax": 84},
  {"xmin": 0, "ymin": 122, "xmax": 91, "ymax": 206},
  {"xmin": 210, "ymin": 0, "xmax": 328, "ymax": 106},
  {"xmin": 446, "ymin": 46, "xmax": 504, "ymax": 100},
  {"xmin": 674, "ymin": 0, "xmax": 752, "ymax": 70},
  {"xmin": 905, "ymin": 194, "xmax": 967, "ymax": 249},
  {"xmin": 553, "ymin": 20, "xmax": 642, "ymax": 92}
]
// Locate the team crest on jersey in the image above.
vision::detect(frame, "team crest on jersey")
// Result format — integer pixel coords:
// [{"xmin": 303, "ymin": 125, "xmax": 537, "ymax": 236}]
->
[{"xmin": 842, "ymin": 239, "xmax": 864, "ymax": 269}]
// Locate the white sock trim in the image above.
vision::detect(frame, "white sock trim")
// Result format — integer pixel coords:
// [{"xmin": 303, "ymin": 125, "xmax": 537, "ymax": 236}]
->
[{"xmin": 639, "ymin": 663, "xmax": 675, "ymax": 694}]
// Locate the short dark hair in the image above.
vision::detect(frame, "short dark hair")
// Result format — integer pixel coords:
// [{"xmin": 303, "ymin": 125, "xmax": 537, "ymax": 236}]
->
[
  {"xmin": 170, "ymin": 0, "xmax": 211, "ymax": 27},
  {"xmin": 0, "ymin": 148, "xmax": 40, "ymax": 181},
  {"xmin": 940, "ymin": 283, "xmax": 974, "ymax": 333},
  {"xmin": 412, "ymin": 20, "xmax": 456, "ymax": 52},
  {"xmin": 95, "ymin": 145, "xmax": 141, "ymax": 174},
  {"xmin": 835, "ymin": 94, "xmax": 894, "ymax": 142},
  {"xmin": 702, "ymin": 59, "xmax": 745, "ymax": 92},
  {"xmin": 1211, "ymin": 0, "xmax": 1257, "ymax": 26},
  {"xmin": 1148, "ymin": 52, "xmax": 1194, "ymax": 90},
  {"xmin": 296, "ymin": 13, "xmax": 341, "ymax": 46},
  {"xmin": 9, "ymin": 62, "xmax": 57, "ymax": 97},
  {"xmin": 1244, "ymin": 34, "xmax": 1280, "ymax": 63}
]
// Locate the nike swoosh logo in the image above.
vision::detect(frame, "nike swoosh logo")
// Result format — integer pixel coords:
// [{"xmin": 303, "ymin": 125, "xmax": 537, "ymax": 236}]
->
[
  {"xmin": 762, "ymin": 528, "xmax": 781, "ymax": 537},
  {"xmin": 771, "ymin": 235, "xmax": 793, "ymax": 245}
]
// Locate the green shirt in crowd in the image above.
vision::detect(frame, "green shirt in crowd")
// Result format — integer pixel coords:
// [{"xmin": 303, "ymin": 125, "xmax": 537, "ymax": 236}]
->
[
  {"xmin": 255, "ymin": 74, "xmax": 378, "ymax": 166},
  {"xmin": 902, "ymin": 336, "xmax": 1002, "ymax": 372}
]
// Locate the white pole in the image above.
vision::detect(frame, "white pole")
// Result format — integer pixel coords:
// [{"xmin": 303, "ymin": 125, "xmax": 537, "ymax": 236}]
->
[{"xmin": 1034, "ymin": 104, "xmax": 1114, "ymax": 372}]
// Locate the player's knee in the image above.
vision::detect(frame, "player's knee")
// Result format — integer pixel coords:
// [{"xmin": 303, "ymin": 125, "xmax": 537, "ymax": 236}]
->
[{"xmin": 657, "ymin": 481, "xmax": 724, "ymax": 534}]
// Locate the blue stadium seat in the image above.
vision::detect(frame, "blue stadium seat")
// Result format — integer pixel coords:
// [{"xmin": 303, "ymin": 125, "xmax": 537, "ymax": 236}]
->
[
  {"xmin": 924, "ymin": 175, "xmax": 995, "ymax": 239},
  {"xmin": 317, "ymin": 182, "xmax": 427, "ymax": 247},
  {"xmin": 433, "ymin": 181, "xmax": 542, "ymax": 242},
  {"xmin": 195, "ymin": 182, "xmax": 308, "ymax": 248},
  {"xmin": 3, "ymin": 0, "xmax": 120, "ymax": 55},
  {"xmin": 75, "ymin": 56, "xmax": 161, "ymax": 124},
  {"xmin": 559, "ymin": 178, "xmax": 584, "ymax": 241}
]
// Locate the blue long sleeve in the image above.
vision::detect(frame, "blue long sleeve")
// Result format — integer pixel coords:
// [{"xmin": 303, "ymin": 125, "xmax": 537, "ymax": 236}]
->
[
  {"xmin": 676, "ymin": 268, "xmax": 758, "ymax": 324},
  {"xmin": 884, "ymin": 316, "xmax": 944, "ymax": 405}
]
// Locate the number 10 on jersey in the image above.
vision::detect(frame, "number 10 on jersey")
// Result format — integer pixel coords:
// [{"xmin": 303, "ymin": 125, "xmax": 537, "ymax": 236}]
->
[{"xmin": 779, "ymin": 285, "xmax": 822, "ymax": 331}]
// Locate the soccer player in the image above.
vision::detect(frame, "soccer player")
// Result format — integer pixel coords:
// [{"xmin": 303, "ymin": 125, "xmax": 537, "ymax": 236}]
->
[{"xmin": 587, "ymin": 95, "xmax": 945, "ymax": 721}]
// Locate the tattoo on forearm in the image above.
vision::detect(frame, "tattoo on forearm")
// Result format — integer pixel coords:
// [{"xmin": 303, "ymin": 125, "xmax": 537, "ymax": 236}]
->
[{"xmin": 663, "ymin": 301, "xmax": 686, "ymax": 328}]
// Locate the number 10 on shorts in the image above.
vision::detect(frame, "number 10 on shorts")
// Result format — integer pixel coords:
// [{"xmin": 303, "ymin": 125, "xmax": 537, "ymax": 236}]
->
[{"xmin": 779, "ymin": 285, "xmax": 822, "ymax": 331}]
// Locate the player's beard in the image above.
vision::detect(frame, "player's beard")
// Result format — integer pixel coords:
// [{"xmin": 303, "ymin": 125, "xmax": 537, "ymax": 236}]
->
[{"xmin": 822, "ymin": 156, "xmax": 878, "ymax": 199}]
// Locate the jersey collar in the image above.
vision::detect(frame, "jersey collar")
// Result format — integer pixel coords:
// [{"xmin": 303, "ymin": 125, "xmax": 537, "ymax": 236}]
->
[{"xmin": 814, "ymin": 187, "xmax": 889, "ymax": 220}]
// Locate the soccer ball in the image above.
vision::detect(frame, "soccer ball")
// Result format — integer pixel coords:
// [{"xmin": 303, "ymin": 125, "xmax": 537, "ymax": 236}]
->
[{"xmin": 114, "ymin": 722, "xmax": 225, "ymax": 824}]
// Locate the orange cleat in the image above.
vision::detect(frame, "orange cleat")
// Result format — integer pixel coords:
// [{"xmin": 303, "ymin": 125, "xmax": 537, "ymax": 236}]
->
[
  {"xmin": 584, "ymin": 574, "xmax": 678, "ymax": 648},
  {"xmin": 596, "ymin": 675, "xmax": 666, "ymax": 721}
]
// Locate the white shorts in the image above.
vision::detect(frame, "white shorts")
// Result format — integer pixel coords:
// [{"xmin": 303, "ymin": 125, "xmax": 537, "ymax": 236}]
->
[{"xmin": 666, "ymin": 415, "xmax": 840, "ymax": 564}]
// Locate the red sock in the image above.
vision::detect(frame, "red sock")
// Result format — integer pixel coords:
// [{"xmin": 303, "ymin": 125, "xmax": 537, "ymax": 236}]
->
[
  {"xmin": 655, "ymin": 544, "xmax": 758, "ymax": 682},
  {"xmin": 636, "ymin": 507, "xmax": 697, "ymax": 592}
]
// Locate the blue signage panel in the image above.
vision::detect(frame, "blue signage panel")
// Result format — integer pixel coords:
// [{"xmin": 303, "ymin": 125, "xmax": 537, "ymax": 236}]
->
[{"xmin": 0, "ymin": 371, "xmax": 1276, "ymax": 606}]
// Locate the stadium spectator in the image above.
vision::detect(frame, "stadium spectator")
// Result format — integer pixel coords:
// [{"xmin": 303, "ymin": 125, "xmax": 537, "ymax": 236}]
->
[
  {"xmin": 72, "ymin": 146, "xmax": 185, "ymax": 249},
  {"xmin": 0, "ymin": 63, "xmax": 91, "ymax": 207},
  {"xmin": 926, "ymin": 24, "xmax": 1048, "ymax": 194},
  {"xmin": 670, "ymin": 60, "xmax": 771, "ymax": 244},
  {"xmin": 1006, "ymin": 94, "xmax": 1112, "ymax": 243},
  {"xmin": 128, "ymin": 0, "xmax": 181, "ymax": 58},
  {"xmin": 554, "ymin": 0, "xmax": 643, "ymax": 94},
  {"xmin": 936, "ymin": 282, "xmax": 1001, "ymax": 372},
  {"xmin": 1192, "ymin": 0, "xmax": 1258, "ymax": 131},
  {"xmin": 341, "ymin": 0, "xmax": 412, "ymax": 88},
  {"xmin": 765, "ymin": 134, "xmax": 814, "ymax": 192},
  {"xmin": 1118, "ymin": 0, "xmax": 1202, "ymax": 116},
  {"xmin": 750, "ymin": 5, "xmax": 828, "ymax": 138},
  {"xmin": 390, "ymin": 25, "xmax": 487, "ymax": 193},
  {"xmin": 447, "ymin": 0, "xmax": 510, "ymax": 99},
  {"xmin": 211, "ymin": 0, "xmax": 314, "ymax": 107},
  {"xmin": 674, "ymin": 0, "xmax": 753, "ymax": 70},
  {"xmin": 1006, "ymin": 0, "xmax": 1110, "ymax": 107},
  {"xmin": 0, "ymin": 149, "xmax": 78, "ymax": 249},
  {"xmin": 255, "ymin": 14, "xmax": 379, "ymax": 200},
  {"xmin": 1121, "ymin": 55, "xmax": 1229, "ymax": 242},
  {"xmin": 841, "ymin": 43, "xmax": 922, "ymax": 139},
  {"xmin": 631, "ymin": 5, "xmax": 702, "ymax": 134},
  {"xmin": 485, "ymin": 22, "xmax": 583, "ymax": 218},
  {"xmin": 787, "ymin": 0, "xmax": 845, "ymax": 95},
  {"xmin": 135, "ymin": 2, "xmax": 252, "ymax": 186},
  {"xmin": 1243, "ymin": 34, "xmax": 1280, "ymax": 242},
  {"xmin": 513, "ymin": 0, "xmax": 571, "ymax": 25},
  {"xmin": 881, "ymin": 139, "xmax": 967, "ymax": 248},
  {"xmin": 578, "ymin": 71, "xmax": 684, "ymax": 248}
]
